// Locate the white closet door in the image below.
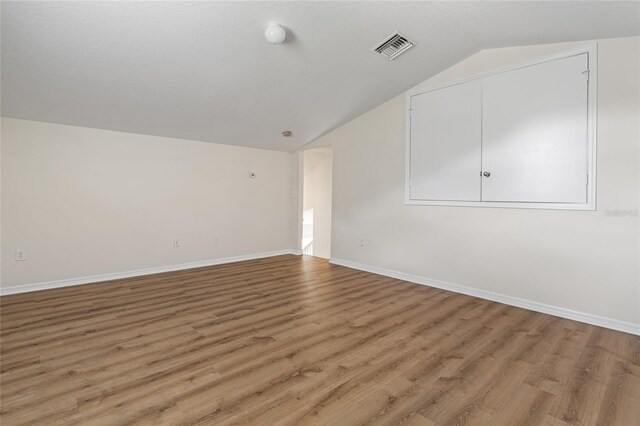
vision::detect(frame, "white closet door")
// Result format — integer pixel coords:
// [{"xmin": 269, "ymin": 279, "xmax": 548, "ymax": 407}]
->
[
  {"xmin": 409, "ymin": 80, "xmax": 482, "ymax": 201},
  {"xmin": 481, "ymin": 53, "xmax": 589, "ymax": 203}
]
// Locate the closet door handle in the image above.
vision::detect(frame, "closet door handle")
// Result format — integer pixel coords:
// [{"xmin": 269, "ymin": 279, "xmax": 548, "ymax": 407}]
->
[{"xmin": 483, "ymin": 171, "xmax": 491, "ymax": 177}]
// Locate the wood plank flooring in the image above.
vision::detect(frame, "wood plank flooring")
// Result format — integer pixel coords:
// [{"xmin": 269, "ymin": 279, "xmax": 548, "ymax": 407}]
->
[{"xmin": 1, "ymin": 255, "xmax": 638, "ymax": 425}]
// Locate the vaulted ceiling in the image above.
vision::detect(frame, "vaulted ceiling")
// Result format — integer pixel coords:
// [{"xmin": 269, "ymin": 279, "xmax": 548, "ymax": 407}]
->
[{"xmin": 2, "ymin": 1, "xmax": 639, "ymax": 151}]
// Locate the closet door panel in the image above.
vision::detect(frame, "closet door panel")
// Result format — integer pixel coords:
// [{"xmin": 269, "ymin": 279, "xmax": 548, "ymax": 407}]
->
[
  {"xmin": 481, "ymin": 53, "xmax": 589, "ymax": 203},
  {"xmin": 409, "ymin": 80, "xmax": 482, "ymax": 201}
]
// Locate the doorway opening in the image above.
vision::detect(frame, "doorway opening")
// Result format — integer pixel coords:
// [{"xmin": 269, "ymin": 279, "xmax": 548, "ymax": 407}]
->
[{"xmin": 301, "ymin": 147, "xmax": 333, "ymax": 259}]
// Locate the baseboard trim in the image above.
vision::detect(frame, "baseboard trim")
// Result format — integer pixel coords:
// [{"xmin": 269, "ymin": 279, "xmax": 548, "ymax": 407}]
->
[
  {"xmin": 330, "ymin": 258, "xmax": 640, "ymax": 336},
  {"xmin": 1, "ymin": 250, "xmax": 298, "ymax": 296}
]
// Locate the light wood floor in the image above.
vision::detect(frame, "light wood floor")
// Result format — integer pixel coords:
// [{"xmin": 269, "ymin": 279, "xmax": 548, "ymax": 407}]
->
[{"xmin": 1, "ymin": 255, "xmax": 638, "ymax": 425}]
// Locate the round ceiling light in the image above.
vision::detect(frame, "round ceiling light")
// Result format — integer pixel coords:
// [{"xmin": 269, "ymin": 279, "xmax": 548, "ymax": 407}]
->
[
  {"xmin": 282, "ymin": 130, "xmax": 292, "ymax": 137},
  {"xmin": 265, "ymin": 24, "xmax": 286, "ymax": 44}
]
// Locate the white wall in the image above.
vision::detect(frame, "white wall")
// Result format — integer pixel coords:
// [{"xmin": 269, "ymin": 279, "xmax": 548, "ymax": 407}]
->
[
  {"xmin": 303, "ymin": 148, "xmax": 332, "ymax": 259},
  {"xmin": 1, "ymin": 118, "xmax": 294, "ymax": 289},
  {"xmin": 308, "ymin": 37, "xmax": 640, "ymax": 330}
]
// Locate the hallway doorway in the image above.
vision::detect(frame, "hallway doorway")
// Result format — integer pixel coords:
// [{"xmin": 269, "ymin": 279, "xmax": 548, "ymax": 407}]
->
[{"xmin": 301, "ymin": 147, "xmax": 332, "ymax": 259}]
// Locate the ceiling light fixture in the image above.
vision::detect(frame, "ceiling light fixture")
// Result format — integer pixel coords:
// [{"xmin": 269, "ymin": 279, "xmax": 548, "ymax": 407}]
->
[
  {"xmin": 265, "ymin": 24, "xmax": 286, "ymax": 44},
  {"xmin": 282, "ymin": 130, "xmax": 292, "ymax": 137}
]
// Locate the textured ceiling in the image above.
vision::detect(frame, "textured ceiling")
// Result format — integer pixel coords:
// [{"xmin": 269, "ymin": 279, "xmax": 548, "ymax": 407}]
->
[{"xmin": 2, "ymin": 1, "xmax": 639, "ymax": 151}]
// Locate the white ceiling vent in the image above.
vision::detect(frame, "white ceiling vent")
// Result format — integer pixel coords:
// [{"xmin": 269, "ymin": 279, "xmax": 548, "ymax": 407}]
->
[{"xmin": 373, "ymin": 32, "xmax": 415, "ymax": 60}]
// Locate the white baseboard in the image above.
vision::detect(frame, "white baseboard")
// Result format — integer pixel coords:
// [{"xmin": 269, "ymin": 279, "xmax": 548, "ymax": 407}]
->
[
  {"xmin": 1, "ymin": 250, "xmax": 298, "ymax": 296},
  {"xmin": 330, "ymin": 258, "xmax": 640, "ymax": 336}
]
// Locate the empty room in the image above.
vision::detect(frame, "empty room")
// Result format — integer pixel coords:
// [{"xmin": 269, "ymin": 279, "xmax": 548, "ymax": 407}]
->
[{"xmin": 1, "ymin": 1, "xmax": 639, "ymax": 425}]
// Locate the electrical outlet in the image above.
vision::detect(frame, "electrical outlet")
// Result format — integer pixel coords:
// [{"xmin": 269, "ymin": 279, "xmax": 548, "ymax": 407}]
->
[
  {"xmin": 15, "ymin": 249, "xmax": 27, "ymax": 261},
  {"xmin": 359, "ymin": 239, "xmax": 365, "ymax": 247},
  {"xmin": 173, "ymin": 239, "xmax": 180, "ymax": 248},
  {"xmin": 213, "ymin": 234, "xmax": 219, "ymax": 244}
]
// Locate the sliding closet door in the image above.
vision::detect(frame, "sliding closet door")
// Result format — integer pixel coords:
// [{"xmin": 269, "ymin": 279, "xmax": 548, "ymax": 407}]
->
[
  {"xmin": 481, "ymin": 53, "xmax": 589, "ymax": 203},
  {"xmin": 409, "ymin": 80, "xmax": 482, "ymax": 201}
]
